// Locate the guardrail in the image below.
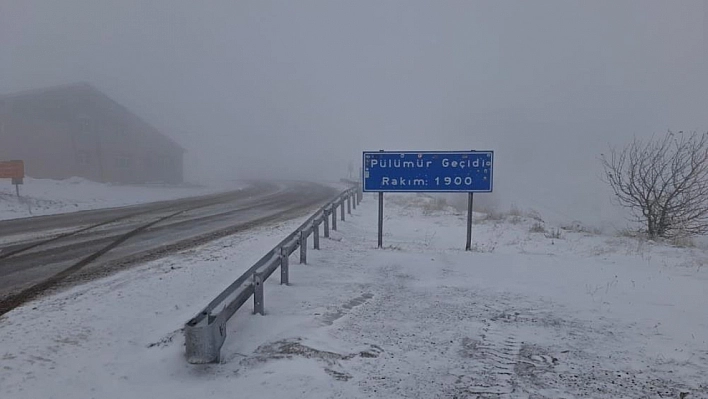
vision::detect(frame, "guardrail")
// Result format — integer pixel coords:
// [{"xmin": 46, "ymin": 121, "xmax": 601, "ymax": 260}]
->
[{"xmin": 184, "ymin": 184, "xmax": 362, "ymax": 364}]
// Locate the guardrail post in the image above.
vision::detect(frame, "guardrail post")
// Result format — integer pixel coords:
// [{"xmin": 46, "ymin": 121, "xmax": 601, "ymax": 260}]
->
[
  {"xmin": 340, "ymin": 199, "xmax": 345, "ymax": 221},
  {"xmin": 253, "ymin": 273, "xmax": 264, "ymax": 315},
  {"xmin": 332, "ymin": 205, "xmax": 338, "ymax": 231},
  {"xmin": 299, "ymin": 230, "xmax": 307, "ymax": 264},
  {"xmin": 313, "ymin": 222, "xmax": 320, "ymax": 250},
  {"xmin": 347, "ymin": 195, "xmax": 352, "ymax": 214},
  {"xmin": 352, "ymin": 192, "xmax": 356, "ymax": 210},
  {"xmin": 324, "ymin": 209, "xmax": 330, "ymax": 237},
  {"xmin": 280, "ymin": 247, "xmax": 289, "ymax": 285}
]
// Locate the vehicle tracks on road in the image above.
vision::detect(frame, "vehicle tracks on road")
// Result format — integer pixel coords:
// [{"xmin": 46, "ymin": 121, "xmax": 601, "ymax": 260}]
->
[
  {"xmin": 0, "ymin": 181, "xmax": 337, "ymax": 317},
  {"xmin": 0, "ymin": 183, "xmax": 277, "ymax": 261},
  {"xmin": 0, "ymin": 190, "xmax": 293, "ymax": 272},
  {"xmin": 0, "ymin": 208, "xmax": 189, "ymax": 316}
]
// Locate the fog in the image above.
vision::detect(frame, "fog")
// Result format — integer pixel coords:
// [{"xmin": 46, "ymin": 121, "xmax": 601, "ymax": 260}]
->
[{"xmin": 1, "ymin": 1, "xmax": 706, "ymax": 230}]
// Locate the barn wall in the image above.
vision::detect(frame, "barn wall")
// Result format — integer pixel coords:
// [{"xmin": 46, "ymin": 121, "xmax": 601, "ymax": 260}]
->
[{"xmin": 0, "ymin": 84, "xmax": 184, "ymax": 184}]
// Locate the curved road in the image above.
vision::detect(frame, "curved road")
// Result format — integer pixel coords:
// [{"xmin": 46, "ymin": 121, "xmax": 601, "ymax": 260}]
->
[{"xmin": 0, "ymin": 181, "xmax": 338, "ymax": 315}]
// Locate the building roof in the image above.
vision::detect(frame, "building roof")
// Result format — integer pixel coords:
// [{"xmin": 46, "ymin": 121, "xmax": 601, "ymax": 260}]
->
[
  {"xmin": 0, "ymin": 82, "xmax": 91, "ymax": 100},
  {"xmin": 0, "ymin": 82, "xmax": 184, "ymax": 152}
]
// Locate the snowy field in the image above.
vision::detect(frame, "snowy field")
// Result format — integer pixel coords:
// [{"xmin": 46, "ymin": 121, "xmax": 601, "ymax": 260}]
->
[
  {"xmin": 0, "ymin": 193, "xmax": 707, "ymax": 398},
  {"xmin": 0, "ymin": 177, "xmax": 242, "ymax": 221}
]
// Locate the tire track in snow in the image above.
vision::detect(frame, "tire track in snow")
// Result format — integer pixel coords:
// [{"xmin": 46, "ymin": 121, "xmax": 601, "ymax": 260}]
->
[{"xmin": 453, "ymin": 318, "xmax": 522, "ymax": 398}]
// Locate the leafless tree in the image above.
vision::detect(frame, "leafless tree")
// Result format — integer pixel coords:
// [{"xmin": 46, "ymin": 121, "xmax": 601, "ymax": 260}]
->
[{"xmin": 601, "ymin": 131, "xmax": 708, "ymax": 239}]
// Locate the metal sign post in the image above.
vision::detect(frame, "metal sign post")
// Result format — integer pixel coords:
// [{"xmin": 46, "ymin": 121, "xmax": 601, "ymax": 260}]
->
[
  {"xmin": 378, "ymin": 192, "xmax": 384, "ymax": 248},
  {"xmin": 377, "ymin": 150, "xmax": 384, "ymax": 249},
  {"xmin": 466, "ymin": 192, "xmax": 474, "ymax": 251},
  {"xmin": 12, "ymin": 177, "xmax": 23, "ymax": 198}
]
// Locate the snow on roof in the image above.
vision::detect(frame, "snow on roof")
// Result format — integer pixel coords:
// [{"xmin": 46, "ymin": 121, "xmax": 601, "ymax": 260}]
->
[{"xmin": 0, "ymin": 82, "xmax": 184, "ymax": 152}]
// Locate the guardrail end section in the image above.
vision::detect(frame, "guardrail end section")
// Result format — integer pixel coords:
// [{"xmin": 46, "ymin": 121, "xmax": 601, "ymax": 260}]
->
[{"xmin": 184, "ymin": 314, "xmax": 227, "ymax": 364}]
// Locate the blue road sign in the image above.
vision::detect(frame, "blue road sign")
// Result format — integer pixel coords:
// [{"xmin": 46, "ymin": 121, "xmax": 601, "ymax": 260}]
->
[{"xmin": 363, "ymin": 151, "xmax": 494, "ymax": 193}]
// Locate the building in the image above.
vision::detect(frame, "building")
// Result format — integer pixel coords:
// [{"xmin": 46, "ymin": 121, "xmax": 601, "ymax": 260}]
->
[{"xmin": 0, "ymin": 83, "xmax": 184, "ymax": 184}]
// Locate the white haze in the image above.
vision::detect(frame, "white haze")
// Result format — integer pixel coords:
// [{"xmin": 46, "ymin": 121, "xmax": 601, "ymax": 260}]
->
[{"xmin": 1, "ymin": 1, "xmax": 706, "ymax": 230}]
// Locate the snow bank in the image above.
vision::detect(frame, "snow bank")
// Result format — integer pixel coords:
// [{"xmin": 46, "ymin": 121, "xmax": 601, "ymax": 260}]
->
[
  {"xmin": 0, "ymin": 193, "xmax": 706, "ymax": 398},
  {"xmin": 0, "ymin": 177, "xmax": 242, "ymax": 221}
]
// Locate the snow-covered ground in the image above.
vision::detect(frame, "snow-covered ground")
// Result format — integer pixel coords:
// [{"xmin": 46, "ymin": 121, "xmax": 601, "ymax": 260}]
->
[
  {"xmin": 1, "ymin": 193, "xmax": 707, "ymax": 398},
  {"xmin": 0, "ymin": 177, "xmax": 242, "ymax": 221}
]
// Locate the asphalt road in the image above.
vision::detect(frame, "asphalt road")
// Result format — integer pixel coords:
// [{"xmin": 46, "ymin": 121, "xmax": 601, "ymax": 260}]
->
[{"xmin": 0, "ymin": 181, "xmax": 338, "ymax": 315}]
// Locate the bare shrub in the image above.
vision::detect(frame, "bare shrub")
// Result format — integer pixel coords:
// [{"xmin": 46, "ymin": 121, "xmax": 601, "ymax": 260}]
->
[
  {"xmin": 617, "ymin": 228, "xmax": 644, "ymax": 238},
  {"xmin": 509, "ymin": 204, "xmax": 523, "ymax": 217},
  {"xmin": 480, "ymin": 207, "xmax": 505, "ymax": 221},
  {"xmin": 529, "ymin": 222, "xmax": 546, "ymax": 233},
  {"xmin": 562, "ymin": 220, "xmax": 601, "ymax": 235},
  {"xmin": 601, "ymin": 131, "xmax": 708, "ymax": 239},
  {"xmin": 527, "ymin": 209, "xmax": 544, "ymax": 222},
  {"xmin": 421, "ymin": 196, "xmax": 449, "ymax": 215},
  {"xmin": 670, "ymin": 235, "xmax": 695, "ymax": 248},
  {"xmin": 545, "ymin": 228, "xmax": 562, "ymax": 240}
]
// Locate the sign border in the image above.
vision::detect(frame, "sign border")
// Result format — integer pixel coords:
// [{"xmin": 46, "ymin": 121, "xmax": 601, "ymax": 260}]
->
[
  {"xmin": 0, "ymin": 160, "xmax": 25, "ymax": 180},
  {"xmin": 362, "ymin": 150, "xmax": 494, "ymax": 193}
]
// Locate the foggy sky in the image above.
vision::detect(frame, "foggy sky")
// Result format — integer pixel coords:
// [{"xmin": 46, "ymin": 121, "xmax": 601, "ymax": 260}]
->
[{"xmin": 1, "ymin": 1, "xmax": 706, "ymax": 229}]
